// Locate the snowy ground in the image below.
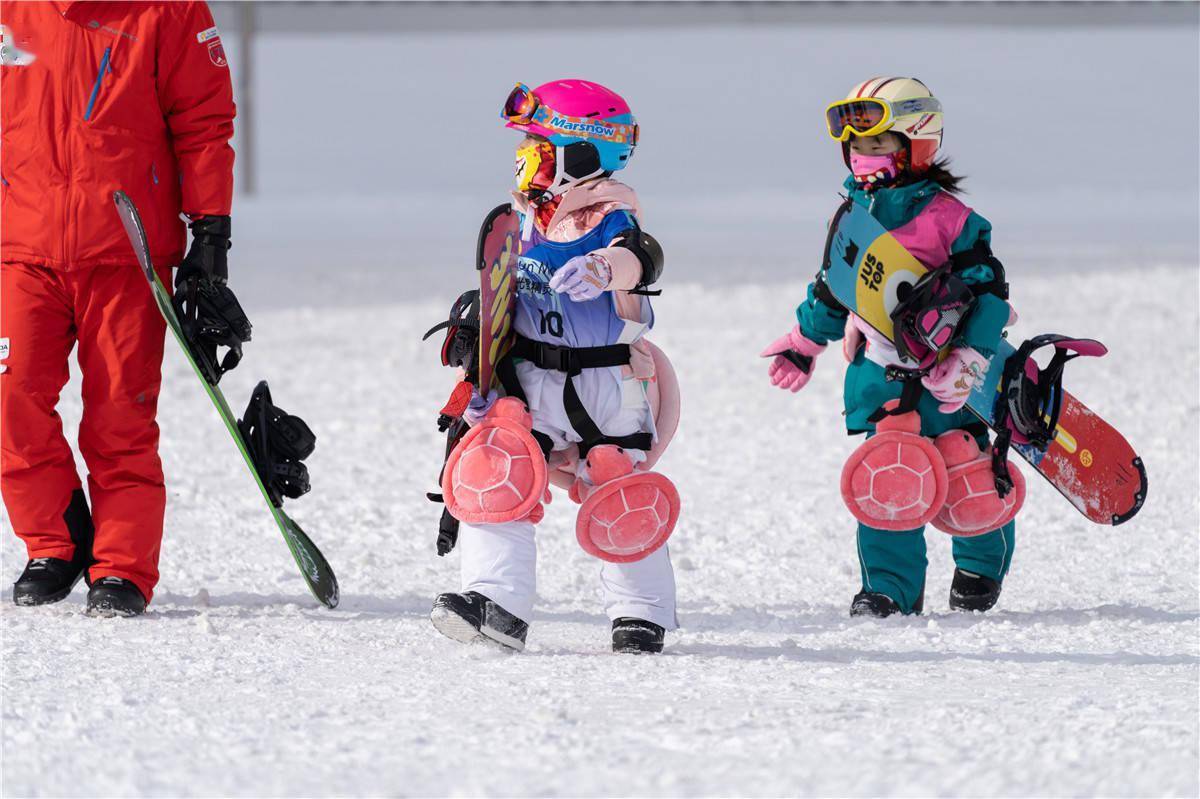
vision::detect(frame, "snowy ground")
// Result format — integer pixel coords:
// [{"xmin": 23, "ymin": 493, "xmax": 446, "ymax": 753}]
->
[{"xmin": 2, "ymin": 258, "xmax": 1197, "ymax": 797}]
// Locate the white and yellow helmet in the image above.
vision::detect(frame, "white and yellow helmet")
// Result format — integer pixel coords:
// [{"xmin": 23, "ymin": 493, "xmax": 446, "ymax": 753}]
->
[{"xmin": 826, "ymin": 77, "xmax": 944, "ymax": 172}]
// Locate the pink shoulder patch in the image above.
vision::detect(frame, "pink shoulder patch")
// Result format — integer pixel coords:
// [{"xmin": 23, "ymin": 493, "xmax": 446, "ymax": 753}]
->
[{"xmin": 890, "ymin": 192, "xmax": 972, "ymax": 268}]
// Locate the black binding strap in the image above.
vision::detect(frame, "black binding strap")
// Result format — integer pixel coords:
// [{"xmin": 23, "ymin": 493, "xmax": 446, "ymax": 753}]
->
[
  {"xmin": 500, "ymin": 335, "xmax": 653, "ymax": 457},
  {"xmin": 866, "ymin": 367, "xmax": 926, "ymax": 424},
  {"xmin": 238, "ymin": 381, "xmax": 316, "ymax": 508},
  {"xmin": 990, "ymin": 334, "xmax": 1096, "ymax": 497}
]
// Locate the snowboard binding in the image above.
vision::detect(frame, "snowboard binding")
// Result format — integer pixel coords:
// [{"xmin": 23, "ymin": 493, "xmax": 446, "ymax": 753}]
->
[
  {"xmin": 889, "ymin": 263, "xmax": 974, "ymax": 370},
  {"xmin": 423, "ymin": 289, "xmax": 484, "ymax": 556},
  {"xmin": 174, "ymin": 277, "xmax": 252, "ymax": 386},
  {"xmin": 991, "ymin": 334, "xmax": 1106, "ymax": 495},
  {"xmin": 238, "ymin": 381, "xmax": 317, "ymax": 507},
  {"xmin": 422, "ymin": 289, "xmax": 480, "ymax": 375}
]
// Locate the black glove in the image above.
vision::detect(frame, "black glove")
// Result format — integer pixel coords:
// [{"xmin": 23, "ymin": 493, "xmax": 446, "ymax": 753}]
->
[
  {"xmin": 177, "ymin": 215, "xmax": 231, "ymax": 287},
  {"xmin": 173, "ymin": 215, "xmax": 250, "ymax": 385}
]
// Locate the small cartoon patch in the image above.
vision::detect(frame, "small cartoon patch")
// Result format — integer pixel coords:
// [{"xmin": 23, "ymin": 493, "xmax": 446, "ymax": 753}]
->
[
  {"xmin": 196, "ymin": 26, "xmax": 221, "ymax": 44},
  {"xmin": 208, "ymin": 40, "xmax": 227, "ymax": 68}
]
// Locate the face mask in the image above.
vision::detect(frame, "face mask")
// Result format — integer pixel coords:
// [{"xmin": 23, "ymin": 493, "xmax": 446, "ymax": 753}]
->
[
  {"xmin": 849, "ymin": 150, "xmax": 907, "ymax": 190},
  {"xmin": 515, "ymin": 140, "xmax": 557, "ymax": 195}
]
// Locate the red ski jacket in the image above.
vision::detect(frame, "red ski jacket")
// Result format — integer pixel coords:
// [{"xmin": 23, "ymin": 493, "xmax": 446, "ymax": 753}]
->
[{"xmin": 0, "ymin": 1, "xmax": 235, "ymax": 271}]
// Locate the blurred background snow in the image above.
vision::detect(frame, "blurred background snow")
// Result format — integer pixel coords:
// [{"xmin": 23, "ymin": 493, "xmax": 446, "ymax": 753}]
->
[{"xmin": 206, "ymin": 1, "xmax": 1200, "ymax": 309}]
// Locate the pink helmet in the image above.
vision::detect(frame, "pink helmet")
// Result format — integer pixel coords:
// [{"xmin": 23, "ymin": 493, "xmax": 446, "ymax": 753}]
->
[{"xmin": 502, "ymin": 79, "xmax": 638, "ymax": 173}]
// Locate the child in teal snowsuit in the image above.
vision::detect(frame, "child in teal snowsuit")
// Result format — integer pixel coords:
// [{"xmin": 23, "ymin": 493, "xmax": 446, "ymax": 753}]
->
[{"xmin": 763, "ymin": 77, "xmax": 1014, "ymax": 616}]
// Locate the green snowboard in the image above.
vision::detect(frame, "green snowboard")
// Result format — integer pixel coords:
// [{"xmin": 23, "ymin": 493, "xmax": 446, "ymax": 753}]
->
[{"xmin": 113, "ymin": 191, "xmax": 338, "ymax": 608}]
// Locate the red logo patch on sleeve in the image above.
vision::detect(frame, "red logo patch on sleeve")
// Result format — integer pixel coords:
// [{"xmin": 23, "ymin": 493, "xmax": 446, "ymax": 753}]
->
[{"xmin": 208, "ymin": 39, "xmax": 227, "ymax": 67}]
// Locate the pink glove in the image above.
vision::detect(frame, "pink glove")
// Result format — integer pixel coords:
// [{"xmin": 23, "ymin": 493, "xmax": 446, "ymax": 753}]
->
[
  {"xmin": 462, "ymin": 387, "xmax": 498, "ymax": 426},
  {"xmin": 548, "ymin": 254, "xmax": 612, "ymax": 302},
  {"xmin": 761, "ymin": 325, "xmax": 827, "ymax": 392},
  {"xmin": 922, "ymin": 347, "xmax": 988, "ymax": 413}
]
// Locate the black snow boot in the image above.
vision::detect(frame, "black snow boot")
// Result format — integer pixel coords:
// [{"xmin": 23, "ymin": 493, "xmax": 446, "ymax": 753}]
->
[
  {"xmin": 612, "ymin": 618, "xmax": 665, "ymax": 654},
  {"xmin": 85, "ymin": 577, "xmax": 146, "ymax": 618},
  {"xmin": 12, "ymin": 557, "xmax": 88, "ymax": 606},
  {"xmin": 12, "ymin": 489, "xmax": 94, "ymax": 606},
  {"xmin": 948, "ymin": 568, "xmax": 1002, "ymax": 613},
  {"xmin": 430, "ymin": 591, "xmax": 527, "ymax": 651},
  {"xmin": 850, "ymin": 586, "xmax": 924, "ymax": 618}
]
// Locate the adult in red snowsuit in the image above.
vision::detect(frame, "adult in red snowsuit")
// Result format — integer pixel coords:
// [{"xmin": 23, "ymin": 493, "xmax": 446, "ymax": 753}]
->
[{"xmin": 1, "ymin": 1, "xmax": 237, "ymax": 614}]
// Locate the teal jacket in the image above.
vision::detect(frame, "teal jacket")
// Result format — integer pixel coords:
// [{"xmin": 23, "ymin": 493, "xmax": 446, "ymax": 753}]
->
[{"xmin": 796, "ymin": 178, "xmax": 1010, "ymax": 432}]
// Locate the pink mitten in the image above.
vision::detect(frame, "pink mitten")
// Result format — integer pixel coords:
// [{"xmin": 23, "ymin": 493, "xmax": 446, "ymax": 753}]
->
[
  {"xmin": 761, "ymin": 325, "xmax": 826, "ymax": 393},
  {"xmin": 922, "ymin": 347, "xmax": 987, "ymax": 413}
]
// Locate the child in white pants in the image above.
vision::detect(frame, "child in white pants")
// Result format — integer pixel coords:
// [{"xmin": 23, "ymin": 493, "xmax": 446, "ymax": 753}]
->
[{"xmin": 431, "ymin": 79, "xmax": 681, "ymax": 653}]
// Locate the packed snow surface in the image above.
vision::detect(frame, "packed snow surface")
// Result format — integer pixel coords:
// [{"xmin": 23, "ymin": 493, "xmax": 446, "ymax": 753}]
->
[{"xmin": 2, "ymin": 259, "xmax": 1196, "ymax": 797}]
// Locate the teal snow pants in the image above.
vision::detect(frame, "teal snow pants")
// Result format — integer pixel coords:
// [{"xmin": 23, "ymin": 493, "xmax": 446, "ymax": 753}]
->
[{"xmin": 845, "ymin": 352, "xmax": 1017, "ymax": 615}]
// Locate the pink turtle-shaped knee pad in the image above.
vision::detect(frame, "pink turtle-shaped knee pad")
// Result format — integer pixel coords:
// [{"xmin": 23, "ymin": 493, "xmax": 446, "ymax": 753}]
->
[
  {"xmin": 930, "ymin": 430, "xmax": 1026, "ymax": 536},
  {"xmin": 840, "ymin": 402, "xmax": 949, "ymax": 531},
  {"xmin": 576, "ymin": 445, "xmax": 680, "ymax": 563},
  {"xmin": 443, "ymin": 397, "xmax": 549, "ymax": 525}
]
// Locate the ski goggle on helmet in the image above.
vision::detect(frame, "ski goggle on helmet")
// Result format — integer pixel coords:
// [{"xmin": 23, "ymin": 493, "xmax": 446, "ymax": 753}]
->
[
  {"xmin": 825, "ymin": 77, "xmax": 945, "ymax": 172},
  {"xmin": 501, "ymin": 81, "xmax": 639, "ymax": 174}
]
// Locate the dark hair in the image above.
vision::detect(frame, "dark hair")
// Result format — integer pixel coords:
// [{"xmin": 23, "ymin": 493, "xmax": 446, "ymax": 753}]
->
[{"xmin": 918, "ymin": 157, "xmax": 966, "ymax": 195}]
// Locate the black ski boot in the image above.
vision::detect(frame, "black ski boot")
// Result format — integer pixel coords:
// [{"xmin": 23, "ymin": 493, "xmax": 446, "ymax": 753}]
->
[
  {"xmin": 949, "ymin": 568, "xmax": 1002, "ymax": 613},
  {"xmin": 430, "ymin": 591, "xmax": 527, "ymax": 651},
  {"xmin": 612, "ymin": 618, "xmax": 665, "ymax": 654},
  {"xmin": 13, "ymin": 558, "xmax": 88, "ymax": 606},
  {"xmin": 12, "ymin": 488, "xmax": 94, "ymax": 606},
  {"xmin": 850, "ymin": 586, "xmax": 924, "ymax": 618},
  {"xmin": 86, "ymin": 577, "xmax": 146, "ymax": 618}
]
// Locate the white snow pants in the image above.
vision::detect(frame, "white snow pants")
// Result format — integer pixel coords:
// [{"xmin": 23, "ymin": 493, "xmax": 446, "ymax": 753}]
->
[{"xmin": 458, "ymin": 361, "xmax": 678, "ymax": 630}]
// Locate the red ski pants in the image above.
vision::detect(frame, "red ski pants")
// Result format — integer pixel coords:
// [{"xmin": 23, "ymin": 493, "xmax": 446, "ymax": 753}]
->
[{"xmin": 1, "ymin": 261, "xmax": 170, "ymax": 602}]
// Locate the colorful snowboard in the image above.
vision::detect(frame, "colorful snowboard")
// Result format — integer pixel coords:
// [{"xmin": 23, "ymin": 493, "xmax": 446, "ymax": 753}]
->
[
  {"xmin": 822, "ymin": 200, "xmax": 1146, "ymax": 525},
  {"xmin": 113, "ymin": 191, "xmax": 339, "ymax": 607},
  {"xmin": 426, "ymin": 204, "xmax": 524, "ymax": 555},
  {"xmin": 476, "ymin": 204, "xmax": 522, "ymax": 392}
]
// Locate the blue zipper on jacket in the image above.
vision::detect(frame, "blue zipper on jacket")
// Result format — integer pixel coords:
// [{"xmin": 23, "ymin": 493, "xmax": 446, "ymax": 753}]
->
[{"xmin": 84, "ymin": 47, "xmax": 111, "ymax": 121}]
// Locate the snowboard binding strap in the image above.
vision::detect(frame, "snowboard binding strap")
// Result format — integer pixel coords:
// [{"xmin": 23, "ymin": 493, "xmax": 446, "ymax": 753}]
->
[
  {"xmin": 238, "ymin": 381, "xmax": 317, "ymax": 508},
  {"xmin": 889, "ymin": 263, "xmax": 975, "ymax": 370},
  {"xmin": 422, "ymin": 289, "xmax": 481, "ymax": 373},
  {"xmin": 991, "ymin": 334, "xmax": 1107, "ymax": 495},
  {"xmin": 174, "ymin": 278, "xmax": 252, "ymax": 386}
]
